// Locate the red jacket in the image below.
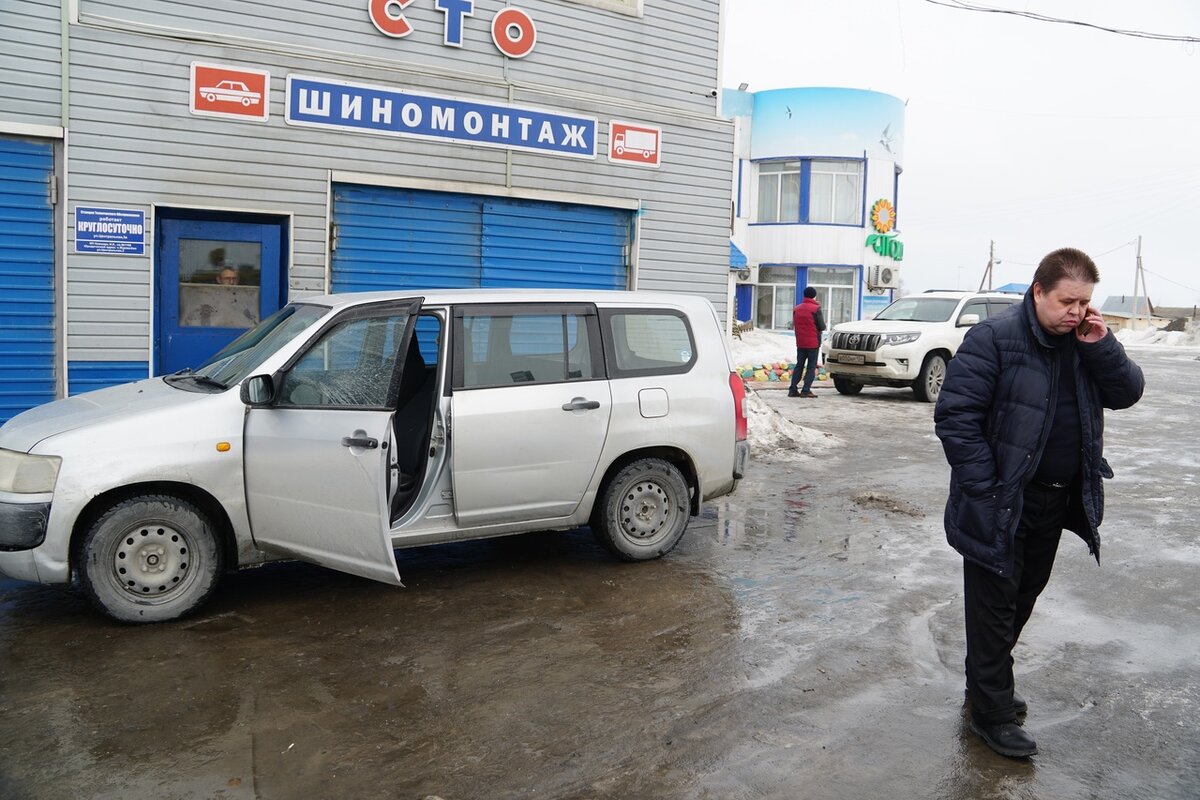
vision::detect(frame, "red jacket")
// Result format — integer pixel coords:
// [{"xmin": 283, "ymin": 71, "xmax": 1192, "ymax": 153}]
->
[{"xmin": 792, "ymin": 298, "xmax": 825, "ymax": 349}]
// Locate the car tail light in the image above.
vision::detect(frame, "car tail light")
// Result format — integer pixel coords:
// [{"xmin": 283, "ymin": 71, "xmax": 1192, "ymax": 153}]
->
[{"xmin": 728, "ymin": 372, "xmax": 748, "ymax": 442}]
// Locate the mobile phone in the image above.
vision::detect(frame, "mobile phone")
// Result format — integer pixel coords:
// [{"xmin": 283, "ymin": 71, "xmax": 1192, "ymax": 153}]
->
[{"xmin": 1076, "ymin": 319, "xmax": 1092, "ymax": 336}]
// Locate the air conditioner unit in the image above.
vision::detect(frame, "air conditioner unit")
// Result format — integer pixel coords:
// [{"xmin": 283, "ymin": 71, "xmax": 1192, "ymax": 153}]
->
[
  {"xmin": 868, "ymin": 265, "xmax": 901, "ymax": 290},
  {"xmin": 735, "ymin": 265, "xmax": 759, "ymax": 284}
]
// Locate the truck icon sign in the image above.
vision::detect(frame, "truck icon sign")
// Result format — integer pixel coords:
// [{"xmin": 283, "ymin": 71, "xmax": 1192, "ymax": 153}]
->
[
  {"xmin": 198, "ymin": 80, "xmax": 262, "ymax": 107},
  {"xmin": 614, "ymin": 129, "xmax": 657, "ymax": 158}
]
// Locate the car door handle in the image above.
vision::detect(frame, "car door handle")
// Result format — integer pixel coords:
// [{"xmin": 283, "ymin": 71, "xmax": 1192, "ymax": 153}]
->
[
  {"xmin": 561, "ymin": 398, "xmax": 601, "ymax": 411},
  {"xmin": 341, "ymin": 436, "xmax": 379, "ymax": 449}
]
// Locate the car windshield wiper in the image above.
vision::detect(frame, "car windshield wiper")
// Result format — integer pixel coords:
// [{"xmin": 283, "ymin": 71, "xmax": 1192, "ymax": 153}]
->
[
  {"xmin": 187, "ymin": 374, "xmax": 228, "ymax": 391},
  {"xmin": 164, "ymin": 369, "xmax": 227, "ymax": 391}
]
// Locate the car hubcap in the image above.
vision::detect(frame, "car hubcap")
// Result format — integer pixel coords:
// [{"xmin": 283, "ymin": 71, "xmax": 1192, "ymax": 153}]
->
[
  {"xmin": 928, "ymin": 361, "xmax": 945, "ymax": 396},
  {"xmin": 621, "ymin": 480, "xmax": 674, "ymax": 542},
  {"xmin": 111, "ymin": 523, "xmax": 194, "ymax": 599}
]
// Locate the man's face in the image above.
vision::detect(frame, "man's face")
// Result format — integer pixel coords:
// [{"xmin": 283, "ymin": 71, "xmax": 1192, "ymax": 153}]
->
[{"xmin": 1032, "ymin": 277, "xmax": 1093, "ymax": 335}]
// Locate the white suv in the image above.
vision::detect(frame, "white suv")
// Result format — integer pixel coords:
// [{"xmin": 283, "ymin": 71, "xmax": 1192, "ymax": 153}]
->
[
  {"xmin": 0, "ymin": 289, "xmax": 749, "ymax": 623},
  {"xmin": 821, "ymin": 290, "xmax": 1022, "ymax": 402}
]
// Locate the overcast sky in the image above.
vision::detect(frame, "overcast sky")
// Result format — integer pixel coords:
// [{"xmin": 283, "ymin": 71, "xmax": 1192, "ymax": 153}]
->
[{"xmin": 721, "ymin": 0, "xmax": 1200, "ymax": 307}]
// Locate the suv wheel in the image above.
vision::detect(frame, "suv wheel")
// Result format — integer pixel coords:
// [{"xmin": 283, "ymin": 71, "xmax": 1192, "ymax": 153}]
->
[
  {"xmin": 913, "ymin": 353, "xmax": 948, "ymax": 402},
  {"xmin": 592, "ymin": 458, "xmax": 689, "ymax": 561},
  {"xmin": 833, "ymin": 376, "xmax": 863, "ymax": 396}
]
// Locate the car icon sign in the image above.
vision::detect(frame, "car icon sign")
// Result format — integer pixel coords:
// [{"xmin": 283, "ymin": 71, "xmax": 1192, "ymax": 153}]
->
[{"xmin": 198, "ymin": 79, "xmax": 262, "ymax": 107}]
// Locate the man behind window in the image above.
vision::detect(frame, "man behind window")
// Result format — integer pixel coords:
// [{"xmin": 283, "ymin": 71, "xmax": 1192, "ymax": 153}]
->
[{"xmin": 787, "ymin": 286, "xmax": 825, "ymax": 398}]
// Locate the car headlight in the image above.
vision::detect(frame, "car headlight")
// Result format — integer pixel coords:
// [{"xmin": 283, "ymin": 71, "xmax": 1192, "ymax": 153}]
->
[
  {"xmin": 0, "ymin": 448, "xmax": 62, "ymax": 493},
  {"xmin": 881, "ymin": 332, "xmax": 921, "ymax": 346}
]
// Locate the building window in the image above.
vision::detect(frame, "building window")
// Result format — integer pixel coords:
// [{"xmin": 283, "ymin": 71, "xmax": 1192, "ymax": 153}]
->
[
  {"xmin": 756, "ymin": 161, "xmax": 800, "ymax": 223},
  {"xmin": 806, "ymin": 267, "xmax": 857, "ymax": 328},
  {"xmin": 755, "ymin": 266, "xmax": 797, "ymax": 330},
  {"xmin": 809, "ymin": 160, "xmax": 863, "ymax": 225},
  {"xmin": 754, "ymin": 158, "xmax": 864, "ymax": 225}
]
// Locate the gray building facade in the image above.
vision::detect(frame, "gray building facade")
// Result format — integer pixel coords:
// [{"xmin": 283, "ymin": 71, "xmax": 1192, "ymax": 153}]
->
[{"xmin": 0, "ymin": 0, "xmax": 733, "ymax": 423}]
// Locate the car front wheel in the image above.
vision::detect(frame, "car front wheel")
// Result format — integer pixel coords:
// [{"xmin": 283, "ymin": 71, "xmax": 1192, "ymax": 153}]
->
[
  {"xmin": 833, "ymin": 376, "xmax": 863, "ymax": 395},
  {"xmin": 79, "ymin": 495, "xmax": 223, "ymax": 624},
  {"xmin": 592, "ymin": 458, "xmax": 690, "ymax": 561},
  {"xmin": 914, "ymin": 353, "xmax": 948, "ymax": 402}
]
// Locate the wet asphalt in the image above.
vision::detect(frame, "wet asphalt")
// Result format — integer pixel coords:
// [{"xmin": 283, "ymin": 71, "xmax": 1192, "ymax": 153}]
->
[{"xmin": 0, "ymin": 347, "xmax": 1196, "ymax": 800}]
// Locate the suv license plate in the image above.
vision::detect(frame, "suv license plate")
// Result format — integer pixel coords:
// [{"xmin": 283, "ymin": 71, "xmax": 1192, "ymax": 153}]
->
[{"xmin": 837, "ymin": 353, "xmax": 865, "ymax": 365}]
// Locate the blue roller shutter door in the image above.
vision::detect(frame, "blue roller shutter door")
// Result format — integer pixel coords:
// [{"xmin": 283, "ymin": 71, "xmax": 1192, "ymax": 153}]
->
[
  {"xmin": 0, "ymin": 138, "xmax": 55, "ymax": 425},
  {"xmin": 331, "ymin": 185, "xmax": 629, "ymax": 292}
]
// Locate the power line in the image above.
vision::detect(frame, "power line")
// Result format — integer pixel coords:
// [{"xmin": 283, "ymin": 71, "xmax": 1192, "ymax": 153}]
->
[
  {"xmin": 922, "ymin": 0, "xmax": 1200, "ymax": 43},
  {"xmin": 1142, "ymin": 268, "xmax": 1200, "ymax": 295},
  {"xmin": 1091, "ymin": 239, "xmax": 1138, "ymax": 259}
]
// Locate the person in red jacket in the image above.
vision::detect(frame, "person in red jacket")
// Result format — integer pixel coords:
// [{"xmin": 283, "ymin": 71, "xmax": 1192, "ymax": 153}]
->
[{"xmin": 787, "ymin": 286, "xmax": 826, "ymax": 398}]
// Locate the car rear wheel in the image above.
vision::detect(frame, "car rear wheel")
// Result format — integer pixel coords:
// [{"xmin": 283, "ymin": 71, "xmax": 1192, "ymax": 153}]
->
[
  {"xmin": 592, "ymin": 458, "xmax": 689, "ymax": 561},
  {"xmin": 833, "ymin": 376, "xmax": 863, "ymax": 395},
  {"xmin": 913, "ymin": 353, "xmax": 948, "ymax": 402},
  {"xmin": 79, "ymin": 495, "xmax": 223, "ymax": 624}
]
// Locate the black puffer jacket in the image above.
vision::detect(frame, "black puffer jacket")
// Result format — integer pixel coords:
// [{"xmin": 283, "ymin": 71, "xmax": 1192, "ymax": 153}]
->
[{"xmin": 934, "ymin": 292, "xmax": 1144, "ymax": 577}]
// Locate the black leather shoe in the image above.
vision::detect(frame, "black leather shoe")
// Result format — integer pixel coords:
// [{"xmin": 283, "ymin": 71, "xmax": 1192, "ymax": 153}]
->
[
  {"xmin": 969, "ymin": 719, "xmax": 1038, "ymax": 758},
  {"xmin": 787, "ymin": 390, "xmax": 801, "ymax": 397}
]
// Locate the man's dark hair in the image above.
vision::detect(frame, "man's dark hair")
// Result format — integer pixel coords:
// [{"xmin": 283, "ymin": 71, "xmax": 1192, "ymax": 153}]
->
[
  {"xmin": 803, "ymin": 286, "xmax": 818, "ymax": 299},
  {"xmin": 1033, "ymin": 247, "xmax": 1100, "ymax": 290}
]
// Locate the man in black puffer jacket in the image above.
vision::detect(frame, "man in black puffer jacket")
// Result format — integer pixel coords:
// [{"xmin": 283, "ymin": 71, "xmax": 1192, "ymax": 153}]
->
[{"xmin": 934, "ymin": 247, "xmax": 1144, "ymax": 758}]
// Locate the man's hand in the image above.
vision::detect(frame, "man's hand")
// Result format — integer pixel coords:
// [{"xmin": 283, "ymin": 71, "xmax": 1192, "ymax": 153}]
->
[{"xmin": 1076, "ymin": 307, "xmax": 1107, "ymax": 343}]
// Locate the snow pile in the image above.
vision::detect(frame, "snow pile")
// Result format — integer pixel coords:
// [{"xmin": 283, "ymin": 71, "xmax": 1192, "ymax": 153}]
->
[
  {"xmin": 1116, "ymin": 322, "xmax": 1200, "ymax": 349},
  {"xmin": 730, "ymin": 327, "xmax": 797, "ymax": 367},
  {"xmin": 745, "ymin": 388, "xmax": 835, "ymax": 458}
]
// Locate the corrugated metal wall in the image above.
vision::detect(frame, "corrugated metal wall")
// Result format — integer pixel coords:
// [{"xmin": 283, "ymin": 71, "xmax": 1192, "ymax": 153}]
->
[
  {"xmin": 0, "ymin": 0, "xmax": 62, "ymax": 128},
  {"xmin": 1, "ymin": 1, "xmax": 733, "ymax": 391},
  {"xmin": 0, "ymin": 137, "xmax": 56, "ymax": 424},
  {"xmin": 331, "ymin": 185, "xmax": 630, "ymax": 292}
]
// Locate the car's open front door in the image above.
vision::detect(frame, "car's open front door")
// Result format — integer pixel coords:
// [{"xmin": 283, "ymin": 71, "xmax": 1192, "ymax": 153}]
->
[{"xmin": 242, "ymin": 298, "xmax": 422, "ymax": 585}]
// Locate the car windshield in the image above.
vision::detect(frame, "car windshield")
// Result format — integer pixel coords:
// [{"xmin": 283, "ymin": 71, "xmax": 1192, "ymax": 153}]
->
[
  {"xmin": 873, "ymin": 297, "xmax": 961, "ymax": 322},
  {"xmin": 191, "ymin": 303, "xmax": 327, "ymax": 386}
]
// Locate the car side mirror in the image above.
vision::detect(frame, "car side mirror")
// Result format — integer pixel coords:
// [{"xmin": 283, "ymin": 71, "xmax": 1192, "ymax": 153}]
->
[
  {"xmin": 241, "ymin": 374, "xmax": 276, "ymax": 407},
  {"xmin": 957, "ymin": 313, "xmax": 981, "ymax": 327}
]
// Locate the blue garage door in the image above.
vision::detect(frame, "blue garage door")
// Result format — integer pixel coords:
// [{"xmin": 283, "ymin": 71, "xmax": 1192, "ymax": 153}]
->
[
  {"xmin": 0, "ymin": 138, "xmax": 55, "ymax": 425},
  {"xmin": 331, "ymin": 185, "xmax": 630, "ymax": 293}
]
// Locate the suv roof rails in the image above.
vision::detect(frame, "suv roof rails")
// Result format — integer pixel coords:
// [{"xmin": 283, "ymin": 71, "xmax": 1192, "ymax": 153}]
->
[{"xmin": 920, "ymin": 288, "xmax": 1025, "ymax": 295}]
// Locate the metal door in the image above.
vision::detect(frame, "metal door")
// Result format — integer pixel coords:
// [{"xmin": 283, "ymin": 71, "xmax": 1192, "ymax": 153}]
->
[
  {"xmin": 243, "ymin": 299, "xmax": 421, "ymax": 585},
  {"xmin": 157, "ymin": 219, "xmax": 283, "ymax": 374},
  {"xmin": 0, "ymin": 137, "xmax": 55, "ymax": 424}
]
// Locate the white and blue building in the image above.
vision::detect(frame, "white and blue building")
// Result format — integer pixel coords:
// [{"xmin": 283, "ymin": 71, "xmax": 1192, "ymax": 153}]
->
[{"xmin": 723, "ymin": 86, "xmax": 907, "ymax": 331}]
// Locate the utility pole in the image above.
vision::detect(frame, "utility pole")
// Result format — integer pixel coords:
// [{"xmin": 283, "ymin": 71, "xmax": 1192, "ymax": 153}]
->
[
  {"xmin": 1131, "ymin": 235, "xmax": 1151, "ymax": 330},
  {"xmin": 977, "ymin": 240, "xmax": 994, "ymax": 292}
]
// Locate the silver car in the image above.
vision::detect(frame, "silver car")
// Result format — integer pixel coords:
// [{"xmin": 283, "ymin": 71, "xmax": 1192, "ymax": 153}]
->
[{"xmin": 0, "ymin": 290, "xmax": 750, "ymax": 623}]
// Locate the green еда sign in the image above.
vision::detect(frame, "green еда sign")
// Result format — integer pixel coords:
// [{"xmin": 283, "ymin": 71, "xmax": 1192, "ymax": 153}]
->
[{"xmin": 866, "ymin": 233, "xmax": 904, "ymax": 261}]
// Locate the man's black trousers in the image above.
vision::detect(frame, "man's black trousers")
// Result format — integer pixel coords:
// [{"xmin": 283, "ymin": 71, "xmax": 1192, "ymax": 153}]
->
[{"xmin": 962, "ymin": 481, "xmax": 1069, "ymax": 724}]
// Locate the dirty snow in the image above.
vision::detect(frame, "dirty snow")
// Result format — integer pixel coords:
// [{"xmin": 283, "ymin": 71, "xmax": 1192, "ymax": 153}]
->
[
  {"xmin": 731, "ymin": 328, "xmax": 837, "ymax": 458},
  {"xmin": 1116, "ymin": 322, "xmax": 1200, "ymax": 350},
  {"xmin": 744, "ymin": 389, "xmax": 835, "ymax": 458},
  {"xmin": 730, "ymin": 328, "xmax": 799, "ymax": 368}
]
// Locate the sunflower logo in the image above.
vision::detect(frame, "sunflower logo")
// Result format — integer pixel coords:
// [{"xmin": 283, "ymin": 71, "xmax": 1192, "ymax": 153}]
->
[{"xmin": 871, "ymin": 199, "xmax": 896, "ymax": 234}]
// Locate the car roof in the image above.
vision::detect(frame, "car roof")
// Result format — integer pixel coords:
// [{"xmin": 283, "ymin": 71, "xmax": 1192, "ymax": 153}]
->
[
  {"xmin": 914, "ymin": 290, "xmax": 1024, "ymax": 300},
  {"xmin": 292, "ymin": 288, "xmax": 711, "ymax": 311}
]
